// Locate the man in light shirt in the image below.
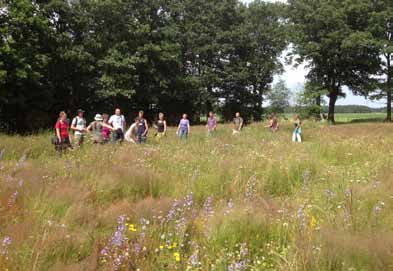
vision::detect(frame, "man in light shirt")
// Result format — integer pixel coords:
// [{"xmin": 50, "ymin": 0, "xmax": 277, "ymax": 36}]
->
[
  {"xmin": 108, "ymin": 108, "xmax": 126, "ymax": 142},
  {"xmin": 71, "ymin": 109, "xmax": 87, "ymax": 146}
]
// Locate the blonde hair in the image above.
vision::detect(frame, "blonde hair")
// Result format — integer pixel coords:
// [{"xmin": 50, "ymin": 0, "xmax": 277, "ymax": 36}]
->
[{"xmin": 59, "ymin": 111, "xmax": 67, "ymax": 119}]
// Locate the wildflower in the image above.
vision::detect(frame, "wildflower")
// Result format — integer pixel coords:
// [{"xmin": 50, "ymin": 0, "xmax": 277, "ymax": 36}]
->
[
  {"xmin": 203, "ymin": 196, "xmax": 214, "ymax": 218},
  {"xmin": 309, "ymin": 216, "xmax": 317, "ymax": 229},
  {"xmin": 174, "ymin": 252, "xmax": 181, "ymax": 262},
  {"xmin": 0, "ymin": 236, "xmax": 11, "ymax": 257},
  {"xmin": 128, "ymin": 224, "xmax": 137, "ymax": 232},
  {"xmin": 159, "ymin": 245, "xmax": 164, "ymax": 250}
]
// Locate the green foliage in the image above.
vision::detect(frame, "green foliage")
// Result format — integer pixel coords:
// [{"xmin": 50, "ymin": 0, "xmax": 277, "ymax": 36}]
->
[
  {"xmin": 0, "ymin": 0, "xmax": 288, "ymax": 132},
  {"xmin": 288, "ymin": 0, "xmax": 380, "ymax": 123},
  {"xmin": 267, "ymin": 79, "xmax": 291, "ymax": 114}
]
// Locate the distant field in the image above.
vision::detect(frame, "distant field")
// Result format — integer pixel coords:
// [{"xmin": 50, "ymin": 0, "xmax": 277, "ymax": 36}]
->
[
  {"xmin": 334, "ymin": 113, "xmax": 386, "ymax": 123},
  {"xmin": 1, "ymin": 121, "xmax": 393, "ymax": 270}
]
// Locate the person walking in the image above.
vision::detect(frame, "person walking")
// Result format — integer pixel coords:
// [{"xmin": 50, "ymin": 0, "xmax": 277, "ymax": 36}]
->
[
  {"xmin": 136, "ymin": 110, "xmax": 149, "ymax": 143},
  {"xmin": 155, "ymin": 112, "xmax": 167, "ymax": 140},
  {"xmin": 266, "ymin": 113, "xmax": 279, "ymax": 132},
  {"xmin": 108, "ymin": 108, "xmax": 126, "ymax": 142},
  {"xmin": 292, "ymin": 114, "xmax": 302, "ymax": 142},
  {"xmin": 71, "ymin": 109, "xmax": 87, "ymax": 147},
  {"xmin": 86, "ymin": 114, "xmax": 115, "ymax": 144},
  {"xmin": 177, "ymin": 113, "xmax": 190, "ymax": 139},
  {"xmin": 55, "ymin": 111, "xmax": 72, "ymax": 153},
  {"xmin": 102, "ymin": 113, "xmax": 111, "ymax": 143},
  {"xmin": 233, "ymin": 112, "xmax": 243, "ymax": 135},
  {"xmin": 206, "ymin": 111, "xmax": 217, "ymax": 136}
]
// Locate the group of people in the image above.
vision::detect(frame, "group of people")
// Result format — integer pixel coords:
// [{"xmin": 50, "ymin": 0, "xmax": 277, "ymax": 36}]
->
[
  {"xmin": 53, "ymin": 108, "xmax": 301, "ymax": 153},
  {"xmin": 265, "ymin": 113, "xmax": 302, "ymax": 142}
]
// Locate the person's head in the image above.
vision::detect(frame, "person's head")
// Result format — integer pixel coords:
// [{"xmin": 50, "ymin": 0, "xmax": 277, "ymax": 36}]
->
[
  {"xmin": 134, "ymin": 117, "xmax": 139, "ymax": 123},
  {"xmin": 159, "ymin": 112, "xmax": 164, "ymax": 120},
  {"xmin": 77, "ymin": 109, "xmax": 84, "ymax": 117},
  {"xmin": 182, "ymin": 113, "xmax": 187, "ymax": 119},
  {"xmin": 59, "ymin": 111, "xmax": 67, "ymax": 121},
  {"xmin": 138, "ymin": 110, "xmax": 144, "ymax": 118},
  {"xmin": 209, "ymin": 111, "xmax": 214, "ymax": 118},
  {"xmin": 235, "ymin": 112, "xmax": 240, "ymax": 118},
  {"xmin": 94, "ymin": 114, "xmax": 103, "ymax": 122},
  {"xmin": 102, "ymin": 113, "xmax": 109, "ymax": 122},
  {"xmin": 115, "ymin": 108, "xmax": 121, "ymax": 116},
  {"xmin": 294, "ymin": 114, "xmax": 299, "ymax": 120}
]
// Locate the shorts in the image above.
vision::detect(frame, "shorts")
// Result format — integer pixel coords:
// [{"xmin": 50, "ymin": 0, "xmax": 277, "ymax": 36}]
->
[
  {"xmin": 74, "ymin": 134, "xmax": 85, "ymax": 146},
  {"xmin": 112, "ymin": 129, "xmax": 124, "ymax": 142},
  {"xmin": 55, "ymin": 137, "xmax": 72, "ymax": 152},
  {"xmin": 178, "ymin": 129, "xmax": 188, "ymax": 139}
]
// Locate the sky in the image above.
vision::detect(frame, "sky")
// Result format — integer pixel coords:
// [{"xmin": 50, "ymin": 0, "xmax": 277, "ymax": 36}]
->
[{"xmin": 241, "ymin": 0, "xmax": 384, "ymax": 108}]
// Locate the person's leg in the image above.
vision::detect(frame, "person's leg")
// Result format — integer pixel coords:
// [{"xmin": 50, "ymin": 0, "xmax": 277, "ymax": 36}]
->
[
  {"xmin": 297, "ymin": 133, "xmax": 302, "ymax": 142},
  {"xmin": 292, "ymin": 132, "xmax": 296, "ymax": 142},
  {"xmin": 119, "ymin": 131, "xmax": 124, "ymax": 142},
  {"xmin": 74, "ymin": 134, "xmax": 83, "ymax": 147}
]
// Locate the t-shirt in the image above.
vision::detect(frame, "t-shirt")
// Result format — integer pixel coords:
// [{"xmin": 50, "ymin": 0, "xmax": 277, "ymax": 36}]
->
[
  {"xmin": 55, "ymin": 120, "xmax": 69, "ymax": 139},
  {"xmin": 89, "ymin": 121, "xmax": 103, "ymax": 142},
  {"xmin": 179, "ymin": 119, "xmax": 189, "ymax": 130},
  {"xmin": 72, "ymin": 116, "xmax": 86, "ymax": 135},
  {"xmin": 108, "ymin": 115, "xmax": 126, "ymax": 131},
  {"xmin": 207, "ymin": 117, "xmax": 217, "ymax": 131},
  {"xmin": 233, "ymin": 117, "xmax": 243, "ymax": 131}
]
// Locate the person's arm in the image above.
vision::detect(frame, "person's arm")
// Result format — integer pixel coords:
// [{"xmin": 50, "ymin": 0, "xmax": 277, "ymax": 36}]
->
[
  {"xmin": 239, "ymin": 119, "xmax": 243, "ymax": 130},
  {"xmin": 71, "ymin": 118, "xmax": 77, "ymax": 131},
  {"xmin": 213, "ymin": 119, "xmax": 217, "ymax": 130},
  {"xmin": 163, "ymin": 121, "xmax": 167, "ymax": 134},
  {"xmin": 56, "ymin": 128, "xmax": 61, "ymax": 143},
  {"xmin": 187, "ymin": 121, "xmax": 191, "ymax": 134},
  {"xmin": 143, "ymin": 119, "xmax": 148, "ymax": 136},
  {"xmin": 86, "ymin": 123, "xmax": 92, "ymax": 133},
  {"xmin": 103, "ymin": 123, "xmax": 116, "ymax": 131}
]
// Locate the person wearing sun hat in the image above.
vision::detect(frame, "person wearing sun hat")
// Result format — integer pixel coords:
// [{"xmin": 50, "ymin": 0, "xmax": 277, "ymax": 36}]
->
[
  {"xmin": 71, "ymin": 109, "xmax": 87, "ymax": 147},
  {"xmin": 86, "ymin": 114, "xmax": 115, "ymax": 144}
]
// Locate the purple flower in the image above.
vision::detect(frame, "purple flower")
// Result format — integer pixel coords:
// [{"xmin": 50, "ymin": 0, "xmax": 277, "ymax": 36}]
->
[
  {"xmin": 0, "ymin": 236, "xmax": 11, "ymax": 256},
  {"xmin": 203, "ymin": 196, "xmax": 214, "ymax": 218}
]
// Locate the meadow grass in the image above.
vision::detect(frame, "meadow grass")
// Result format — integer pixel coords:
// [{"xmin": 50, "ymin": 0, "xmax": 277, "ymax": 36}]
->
[{"xmin": 1, "ymin": 119, "xmax": 393, "ymax": 270}]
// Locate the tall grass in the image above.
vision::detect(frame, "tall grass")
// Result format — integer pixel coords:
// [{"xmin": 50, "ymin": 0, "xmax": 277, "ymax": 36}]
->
[{"xmin": 1, "ymin": 121, "xmax": 393, "ymax": 270}]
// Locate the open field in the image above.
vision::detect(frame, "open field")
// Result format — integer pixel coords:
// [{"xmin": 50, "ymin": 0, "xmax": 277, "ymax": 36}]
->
[
  {"xmin": 334, "ymin": 113, "xmax": 386, "ymax": 123},
  {"xmin": 1, "ymin": 120, "xmax": 393, "ymax": 270}
]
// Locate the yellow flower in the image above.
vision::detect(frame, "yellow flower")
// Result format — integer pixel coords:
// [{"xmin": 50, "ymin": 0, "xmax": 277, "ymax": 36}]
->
[
  {"xmin": 159, "ymin": 245, "xmax": 164, "ymax": 250},
  {"xmin": 172, "ymin": 242, "xmax": 177, "ymax": 248},
  {"xmin": 168, "ymin": 245, "xmax": 173, "ymax": 249},
  {"xmin": 128, "ymin": 224, "xmax": 137, "ymax": 232},
  {"xmin": 173, "ymin": 252, "xmax": 180, "ymax": 262},
  {"xmin": 309, "ymin": 216, "xmax": 317, "ymax": 229}
]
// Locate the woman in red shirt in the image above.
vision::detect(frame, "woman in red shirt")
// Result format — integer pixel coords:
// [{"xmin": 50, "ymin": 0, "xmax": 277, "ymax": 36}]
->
[{"xmin": 55, "ymin": 111, "xmax": 72, "ymax": 153}]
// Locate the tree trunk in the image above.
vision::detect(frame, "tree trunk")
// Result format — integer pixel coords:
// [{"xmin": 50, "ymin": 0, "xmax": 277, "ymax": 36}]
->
[
  {"xmin": 315, "ymin": 95, "xmax": 322, "ymax": 120},
  {"xmin": 386, "ymin": 56, "xmax": 392, "ymax": 122},
  {"xmin": 327, "ymin": 91, "xmax": 338, "ymax": 124}
]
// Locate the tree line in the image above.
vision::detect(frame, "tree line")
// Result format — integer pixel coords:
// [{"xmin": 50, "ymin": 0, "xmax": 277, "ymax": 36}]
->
[{"xmin": 0, "ymin": 0, "xmax": 392, "ymax": 133}]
